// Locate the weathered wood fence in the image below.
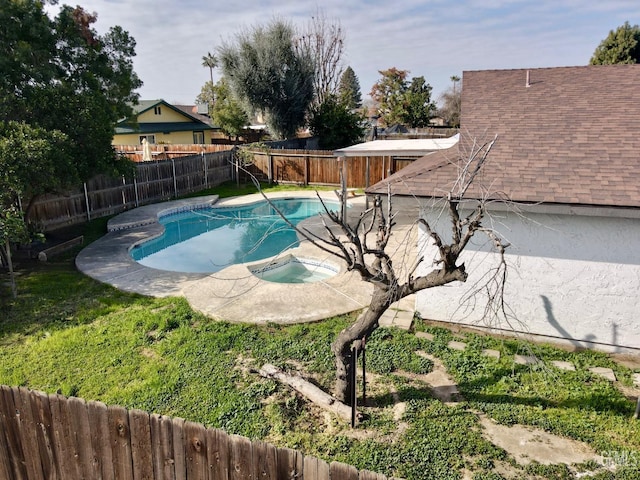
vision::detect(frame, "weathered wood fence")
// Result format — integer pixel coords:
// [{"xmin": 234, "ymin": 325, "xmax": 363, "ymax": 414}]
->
[
  {"xmin": 29, "ymin": 146, "xmax": 420, "ymax": 231},
  {"xmin": 30, "ymin": 150, "xmax": 234, "ymax": 230},
  {"xmin": 0, "ymin": 385, "xmax": 393, "ymax": 480},
  {"xmin": 116, "ymin": 144, "xmax": 234, "ymax": 163},
  {"xmin": 243, "ymin": 149, "xmax": 416, "ymax": 188}
]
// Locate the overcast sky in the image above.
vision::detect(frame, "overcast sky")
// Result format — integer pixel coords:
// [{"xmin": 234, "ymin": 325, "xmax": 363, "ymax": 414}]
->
[{"xmin": 47, "ymin": 0, "xmax": 640, "ymax": 106}]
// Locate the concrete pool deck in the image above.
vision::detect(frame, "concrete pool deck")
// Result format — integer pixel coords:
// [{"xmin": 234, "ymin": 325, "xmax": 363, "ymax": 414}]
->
[{"xmin": 76, "ymin": 191, "xmax": 419, "ymax": 324}]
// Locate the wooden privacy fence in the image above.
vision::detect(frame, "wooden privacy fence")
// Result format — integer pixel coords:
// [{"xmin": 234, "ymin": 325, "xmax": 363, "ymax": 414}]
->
[
  {"xmin": 0, "ymin": 386, "xmax": 394, "ymax": 480},
  {"xmin": 244, "ymin": 149, "xmax": 416, "ymax": 188},
  {"xmin": 30, "ymin": 150, "xmax": 234, "ymax": 231},
  {"xmin": 116, "ymin": 144, "xmax": 234, "ymax": 163},
  {"xmin": 29, "ymin": 146, "xmax": 419, "ymax": 231}
]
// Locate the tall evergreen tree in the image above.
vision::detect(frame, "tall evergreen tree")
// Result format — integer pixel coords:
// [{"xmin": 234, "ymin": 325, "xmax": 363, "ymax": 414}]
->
[
  {"xmin": 401, "ymin": 76, "xmax": 435, "ymax": 128},
  {"xmin": 370, "ymin": 68, "xmax": 409, "ymax": 127},
  {"xmin": 590, "ymin": 21, "xmax": 640, "ymax": 65},
  {"xmin": 338, "ymin": 66, "xmax": 362, "ymax": 110}
]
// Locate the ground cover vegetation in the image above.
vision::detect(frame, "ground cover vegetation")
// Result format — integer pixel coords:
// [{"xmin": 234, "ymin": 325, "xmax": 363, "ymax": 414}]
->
[{"xmin": 2, "ymin": 184, "xmax": 639, "ymax": 480}]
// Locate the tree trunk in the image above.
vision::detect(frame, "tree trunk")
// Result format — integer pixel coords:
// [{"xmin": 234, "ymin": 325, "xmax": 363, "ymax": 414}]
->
[
  {"xmin": 259, "ymin": 364, "xmax": 352, "ymax": 422},
  {"xmin": 331, "ymin": 286, "xmax": 396, "ymax": 404},
  {"xmin": 5, "ymin": 238, "xmax": 17, "ymax": 299}
]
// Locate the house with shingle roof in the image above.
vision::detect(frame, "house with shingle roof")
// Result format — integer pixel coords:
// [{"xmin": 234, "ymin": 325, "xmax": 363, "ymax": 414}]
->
[
  {"xmin": 113, "ymin": 99, "xmax": 220, "ymax": 146},
  {"xmin": 366, "ymin": 64, "xmax": 640, "ymax": 353}
]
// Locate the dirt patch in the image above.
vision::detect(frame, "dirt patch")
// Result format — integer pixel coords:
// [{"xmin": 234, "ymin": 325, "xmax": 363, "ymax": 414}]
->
[
  {"xmin": 478, "ymin": 414, "xmax": 600, "ymax": 466},
  {"xmin": 610, "ymin": 353, "xmax": 640, "ymax": 370}
]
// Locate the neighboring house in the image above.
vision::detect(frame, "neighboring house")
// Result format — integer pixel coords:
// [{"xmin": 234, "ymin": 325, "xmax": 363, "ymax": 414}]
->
[
  {"xmin": 366, "ymin": 64, "xmax": 640, "ymax": 353},
  {"xmin": 113, "ymin": 99, "xmax": 220, "ymax": 146}
]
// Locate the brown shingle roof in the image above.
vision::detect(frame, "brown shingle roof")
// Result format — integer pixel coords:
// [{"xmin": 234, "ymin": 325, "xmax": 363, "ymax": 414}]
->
[{"xmin": 367, "ymin": 65, "xmax": 640, "ymax": 208}]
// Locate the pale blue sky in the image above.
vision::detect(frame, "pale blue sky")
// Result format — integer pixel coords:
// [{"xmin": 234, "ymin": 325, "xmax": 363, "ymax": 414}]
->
[{"xmin": 47, "ymin": 0, "xmax": 640, "ymax": 106}]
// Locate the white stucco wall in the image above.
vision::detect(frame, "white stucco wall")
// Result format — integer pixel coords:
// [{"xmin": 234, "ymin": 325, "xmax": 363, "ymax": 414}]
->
[{"xmin": 415, "ymin": 206, "xmax": 640, "ymax": 352}]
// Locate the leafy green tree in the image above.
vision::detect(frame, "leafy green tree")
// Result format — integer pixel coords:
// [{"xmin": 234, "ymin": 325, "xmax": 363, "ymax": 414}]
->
[
  {"xmin": 308, "ymin": 95, "xmax": 366, "ymax": 150},
  {"xmin": 338, "ymin": 66, "xmax": 362, "ymax": 110},
  {"xmin": 210, "ymin": 78, "xmax": 250, "ymax": 141},
  {"xmin": 0, "ymin": 202, "xmax": 28, "ymax": 298},
  {"xmin": 196, "ymin": 81, "xmax": 216, "ymax": 116},
  {"xmin": 401, "ymin": 76, "xmax": 435, "ymax": 128},
  {"xmin": 0, "ymin": 1, "xmax": 141, "ymax": 218},
  {"xmin": 0, "ymin": 121, "xmax": 73, "ymax": 206},
  {"xmin": 218, "ymin": 19, "xmax": 315, "ymax": 139},
  {"xmin": 0, "ymin": 121, "xmax": 66, "ymax": 297},
  {"xmin": 590, "ymin": 21, "xmax": 640, "ymax": 65},
  {"xmin": 369, "ymin": 68, "xmax": 409, "ymax": 126},
  {"xmin": 370, "ymin": 69, "xmax": 435, "ymax": 127}
]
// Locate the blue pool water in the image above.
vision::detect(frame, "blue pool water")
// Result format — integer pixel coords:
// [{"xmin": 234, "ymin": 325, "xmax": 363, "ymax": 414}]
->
[{"xmin": 130, "ymin": 198, "xmax": 337, "ymax": 273}]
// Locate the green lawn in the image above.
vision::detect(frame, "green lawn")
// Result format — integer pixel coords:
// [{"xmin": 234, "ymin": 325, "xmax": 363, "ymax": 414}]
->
[{"xmin": 1, "ymin": 183, "xmax": 639, "ymax": 480}]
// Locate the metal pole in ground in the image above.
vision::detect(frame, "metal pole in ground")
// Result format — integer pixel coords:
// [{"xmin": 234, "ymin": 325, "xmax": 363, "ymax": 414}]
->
[
  {"xmin": 361, "ymin": 337, "xmax": 366, "ymax": 406},
  {"xmin": 634, "ymin": 396, "xmax": 640, "ymax": 420},
  {"xmin": 351, "ymin": 345, "xmax": 357, "ymax": 428}
]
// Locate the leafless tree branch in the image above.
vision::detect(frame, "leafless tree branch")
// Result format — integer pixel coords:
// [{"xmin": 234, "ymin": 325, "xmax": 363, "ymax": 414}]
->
[{"xmin": 231, "ymin": 133, "xmax": 511, "ymax": 406}]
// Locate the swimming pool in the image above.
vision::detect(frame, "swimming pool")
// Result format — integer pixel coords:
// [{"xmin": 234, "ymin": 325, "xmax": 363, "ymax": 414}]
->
[
  {"xmin": 130, "ymin": 197, "xmax": 338, "ymax": 273},
  {"xmin": 250, "ymin": 255, "xmax": 340, "ymax": 284}
]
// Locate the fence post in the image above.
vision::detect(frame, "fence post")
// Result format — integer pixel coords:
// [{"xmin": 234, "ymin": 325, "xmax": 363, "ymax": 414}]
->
[
  {"xmin": 340, "ymin": 158, "xmax": 348, "ymax": 222},
  {"xmin": 172, "ymin": 159, "xmax": 178, "ymax": 198},
  {"xmin": 134, "ymin": 176, "xmax": 139, "ymax": 208},
  {"xmin": 83, "ymin": 182, "xmax": 91, "ymax": 221},
  {"xmin": 365, "ymin": 157, "xmax": 370, "ymax": 209},
  {"xmin": 268, "ymin": 153, "xmax": 273, "ymax": 184},
  {"xmin": 203, "ymin": 152, "xmax": 208, "ymax": 189},
  {"xmin": 121, "ymin": 176, "xmax": 127, "ymax": 207},
  {"xmin": 304, "ymin": 154, "xmax": 309, "ymax": 186}
]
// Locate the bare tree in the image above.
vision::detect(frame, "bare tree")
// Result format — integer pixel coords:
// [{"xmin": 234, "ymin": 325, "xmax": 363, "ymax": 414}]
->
[
  {"xmin": 245, "ymin": 134, "xmax": 507, "ymax": 404},
  {"xmin": 439, "ymin": 84, "xmax": 462, "ymax": 128},
  {"xmin": 296, "ymin": 9, "xmax": 345, "ymax": 107}
]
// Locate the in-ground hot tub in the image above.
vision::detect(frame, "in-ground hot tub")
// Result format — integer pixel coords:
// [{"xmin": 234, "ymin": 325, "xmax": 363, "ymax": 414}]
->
[{"xmin": 250, "ymin": 255, "xmax": 339, "ymax": 284}]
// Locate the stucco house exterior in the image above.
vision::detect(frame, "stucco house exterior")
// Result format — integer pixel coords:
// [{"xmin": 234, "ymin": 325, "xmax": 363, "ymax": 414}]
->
[
  {"xmin": 113, "ymin": 99, "xmax": 220, "ymax": 146},
  {"xmin": 366, "ymin": 64, "xmax": 640, "ymax": 353}
]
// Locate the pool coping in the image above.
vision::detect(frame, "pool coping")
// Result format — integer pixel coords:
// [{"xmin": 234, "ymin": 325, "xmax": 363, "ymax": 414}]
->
[{"xmin": 75, "ymin": 191, "xmax": 374, "ymax": 323}]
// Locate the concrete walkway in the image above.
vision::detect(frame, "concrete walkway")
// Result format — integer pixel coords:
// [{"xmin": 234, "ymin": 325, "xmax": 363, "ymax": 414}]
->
[{"xmin": 76, "ymin": 191, "xmax": 415, "ymax": 324}]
